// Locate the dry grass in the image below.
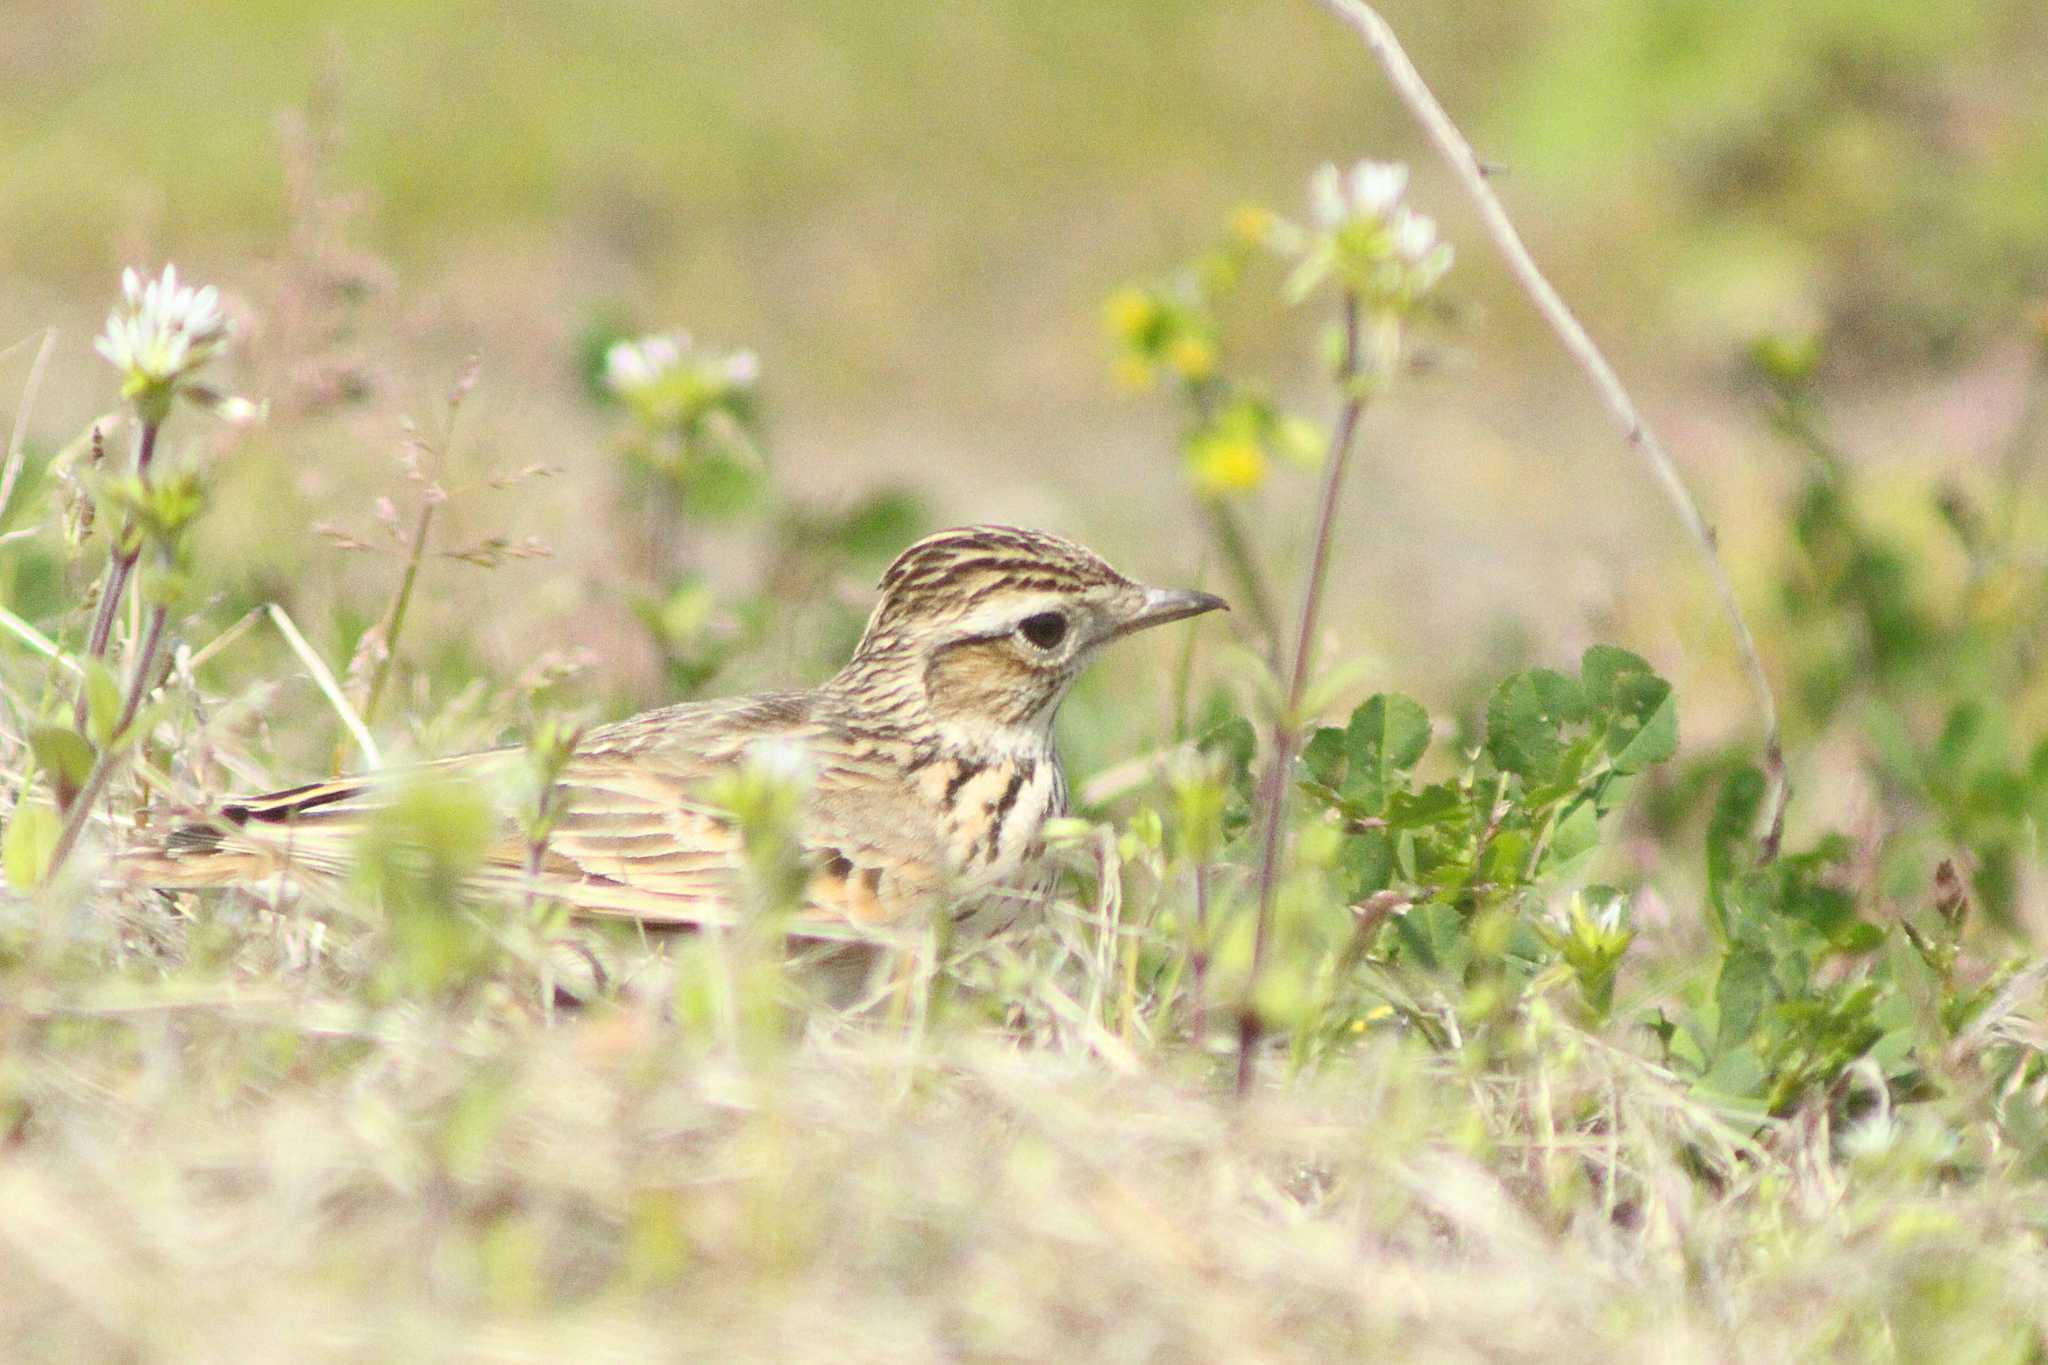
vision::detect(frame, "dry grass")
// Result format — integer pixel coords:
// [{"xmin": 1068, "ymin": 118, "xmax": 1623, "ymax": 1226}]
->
[{"xmin": 4, "ymin": 941, "xmax": 2044, "ymax": 1362}]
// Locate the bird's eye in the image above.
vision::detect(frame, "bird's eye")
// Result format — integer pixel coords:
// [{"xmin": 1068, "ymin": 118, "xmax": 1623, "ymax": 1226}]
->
[{"xmin": 1018, "ymin": 611, "xmax": 1069, "ymax": 650}]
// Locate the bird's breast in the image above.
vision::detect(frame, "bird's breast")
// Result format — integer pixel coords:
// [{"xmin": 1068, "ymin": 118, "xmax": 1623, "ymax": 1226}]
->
[{"xmin": 918, "ymin": 743, "xmax": 1065, "ymax": 890}]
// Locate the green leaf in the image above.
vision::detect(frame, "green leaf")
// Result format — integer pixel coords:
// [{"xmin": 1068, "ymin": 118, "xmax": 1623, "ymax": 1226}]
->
[
  {"xmin": 1580, "ymin": 644, "xmax": 1651, "ymax": 709},
  {"xmin": 1340, "ymin": 826, "xmax": 1393, "ymax": 900},
  {"xmin": 1713, "ymin": 941, "xmax": 1775, "ymax": 1055},
  {"xmin": 1692, "ymin": 1043, "xmax": 1770, "ymax": 1120},
  {"xmin": 1197, "ymin": 715, "xmax": 1257, "ymax": 792},
  {"xmin": 28, "ymin": 725, "xmax": 96, "ymax": 809},
  {"xmin": 1485, "ymin": 668, "xmax": 1586, "ymax": 780},
  {"xmin": 1582, "ymin": 646, "xmax": 1678, "ymax": 773},
  {"xmin": 82, "ymin": 660, "xmax": 124, "ymax": 746},
  {"xmin": 3, "ymin": 800, "xmax": 60, "ymax": 889},
  {"xmin": 1340, "ymin": 692, "xmax": 1430, "ymax": 809},
  {"xmin": 1706, "ymin": 766, "xmax": 1766, "ymax": 920},
  {"xmin": 1393, "ymin": 901, "xmax": 1466, "ymax": 975},
  {"xmin": 1542, "ymin": 799, "xmax": 1601, "ymax": 880},
  {"xmin": 1592, "ymin": 770, "xmax": 1637, "ymax": 816},
  {"xmin": 1386, "ymin": 782, "xmax": 1464, "ymax": 831},
  {"xmin": 1480, "ymin": 828, "xmax": 1531, "ymax": 884},
  {"xmin": 1300, "ymin": 726, "xmax": 1347, "ymax": 790}
]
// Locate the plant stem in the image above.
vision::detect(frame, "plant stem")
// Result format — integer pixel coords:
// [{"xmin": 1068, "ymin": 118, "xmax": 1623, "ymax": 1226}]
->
[
  {"xmin": 73, "ymin": 418, "xmax": 160, "ymax": 729},
  {"xmin": 325, "ymin": 500, "xmax": 432, "ymax": 776},
  {"xmin": 1238, "ymin": 292, "xmax": 1365, "ymax": 1096},
  {"xmin": 361, "ymin": 501, "xmax": 435, "ymax": 729},
  {"xmin": 1276, "ymin": 295, "xmax": 1365, "ymax": 723},
  {"xmin": 1187, "ymin": 382, "xmax": 1284, "ymax": 667},
  {"xmin": 1204, "ymin": 500, "xmax": 1283, "ymax": 665},
  {"xmin": 1190, "ymin": 860, "xmax": 1211, "ymax": 1044},
  {"xmin": 1314, "ymin": 0, "xmax": 1788, "ymax": 859},
  {"xmin": 46, "ymin": 603, "xmax": 169, "ymax": 881}
]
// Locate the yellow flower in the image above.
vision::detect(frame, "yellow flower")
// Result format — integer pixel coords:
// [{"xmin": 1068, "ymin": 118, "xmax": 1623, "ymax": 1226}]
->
[
  {"xmin": 1111, "ymin": 354, "xmax": 1156, "ymax": 392},
  {"xmin": 1166, "ymin": 333, "xmax": 1217, "ymax": 381},
  {"xmin": 1102, "ymin": 287, "xmax": 1158, "ymax": 344},
  {"xmin": 1229, "ymin": 203, "xmax": 1274, "ymax": 247},
  {"xmin": 1187, "ymin": 433, "xmax": 1267, "ymax": 497}
]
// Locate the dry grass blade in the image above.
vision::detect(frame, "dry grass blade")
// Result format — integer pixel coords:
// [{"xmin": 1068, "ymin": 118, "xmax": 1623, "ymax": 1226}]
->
[
  {"xmin": 267, "ymin": 602, "xmax": 383, "ymax": 770},
  {"xmin": 0, "ymin": 328, "xmax": 56, "ymax": 528},
  {"xmin": 0, "ymin": 605, "xmax": 79, "ymax": 675}
]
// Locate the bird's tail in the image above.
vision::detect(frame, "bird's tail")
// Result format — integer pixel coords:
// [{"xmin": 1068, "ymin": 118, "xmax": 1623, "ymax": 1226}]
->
[
  {"xmin": 122, "ymin": 761, "xmax": 910, "ymax": 943},
  {"xmin": 120, "ymin": 775, "xmax": 393, "ymax": 889}
]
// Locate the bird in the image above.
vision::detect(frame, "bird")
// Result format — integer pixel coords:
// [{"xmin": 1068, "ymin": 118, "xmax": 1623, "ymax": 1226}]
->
[{"xmin": 125, "ymin": 525, "xmax": 1226, "ymax": 937}]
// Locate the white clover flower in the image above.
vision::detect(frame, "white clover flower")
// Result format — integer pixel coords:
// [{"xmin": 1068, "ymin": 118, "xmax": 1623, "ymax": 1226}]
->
[
  {"xmin": 93, "ymin": 264, "xmax": 229, "ymax": 399},
  {"xmin": 604, "ymin": 332, "xmax": 687, "ymax": 397}
]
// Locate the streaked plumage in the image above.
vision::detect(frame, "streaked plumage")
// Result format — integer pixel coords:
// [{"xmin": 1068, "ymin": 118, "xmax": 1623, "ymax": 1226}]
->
[{"xmin": 125, "ymin": 526, "xmax": 1225, "ymax": 936}]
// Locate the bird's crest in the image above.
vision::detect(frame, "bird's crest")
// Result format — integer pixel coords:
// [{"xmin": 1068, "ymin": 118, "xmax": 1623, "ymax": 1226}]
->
[{"xmin": 873, "ymin": 525, "xmax": 1132, "ymax": 620}]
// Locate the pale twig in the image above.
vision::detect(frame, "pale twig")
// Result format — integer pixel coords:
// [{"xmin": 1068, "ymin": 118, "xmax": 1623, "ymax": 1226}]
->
[
  {"xmin": 0, "ymin": 328, "xmax": 56, "ymax": 528},
  {"xmin": 267, "ymin": 603, "xmax": 383, "ymax": 770},
  {"xmin": 1314, "ymin": 0, "xmax": 1786, "ymax": 854}
]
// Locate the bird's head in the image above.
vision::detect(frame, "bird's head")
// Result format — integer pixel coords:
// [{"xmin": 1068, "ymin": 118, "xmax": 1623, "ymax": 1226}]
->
[{"xmin": 839, "ymin": 525, "xmax": 1227, "ymax": 730}]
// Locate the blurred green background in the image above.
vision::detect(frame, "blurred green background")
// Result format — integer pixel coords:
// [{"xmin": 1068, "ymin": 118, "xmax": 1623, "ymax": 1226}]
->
[{"xmin": 4, "ymin": 0, "xmax": 2046, "ymax": 749}]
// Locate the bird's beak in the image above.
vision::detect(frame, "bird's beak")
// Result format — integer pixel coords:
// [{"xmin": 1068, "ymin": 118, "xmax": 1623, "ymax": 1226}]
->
[{"xmin": 1115, "ymin": 586, "xmax": 1230, "ymax": 638}]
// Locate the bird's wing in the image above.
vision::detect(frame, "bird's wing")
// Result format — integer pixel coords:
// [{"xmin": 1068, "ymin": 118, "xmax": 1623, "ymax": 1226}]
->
[
  {"xmin": 125, "ymin": 694, "xmax": 945, "ymax": 935},
  {"xmin": 516, "ymin": 703, "xmax": 946, "ymax": 931}
]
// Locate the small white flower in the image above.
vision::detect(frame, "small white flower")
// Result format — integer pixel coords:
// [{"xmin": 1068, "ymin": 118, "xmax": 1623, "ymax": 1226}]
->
[
  {"xmin": 1392, "ymin": 208, "xmax": 1437, "ymax": 262},
  {"xmin": 604, "ymin": 332, "xmax": 760, "ymax": 402},
  {"xmin": 745, "ymin": 735, "xmax": 815, "ymax": 789},
  {"xmin": 723, "ymin": 350, "xmax": 761, "ymax": 386},
  {"xmin": 93, "ymin": 264, "xmax": 229, "ymax": 394},
  {"xmin": 1590, "ymin": 893, "xmax": 1627, "ymax": 937},
  {"xmin": 1309, "ymin": 163, "xmax": 1351, "ymax": 230},
  {"xmin": 1347, "ymin": 161, "xmax": 1409, "ymax": 220},
  {"xmin": 1395, "ymin": 207, "xmax": 1455, "ymax": 288},
  {"xmin": 1309, "ymin": 159, "xmax": 1412, "ymax": 231},
  {"xmin": 604, "ymin": 332, "xmax": 687, "ymax": 397}
]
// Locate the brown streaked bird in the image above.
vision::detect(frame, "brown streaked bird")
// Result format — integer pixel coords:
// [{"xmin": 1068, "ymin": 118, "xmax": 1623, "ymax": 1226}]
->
[{"xmin": 126, "ymin": 526, "xmax": 1225, "ymax": 936}]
